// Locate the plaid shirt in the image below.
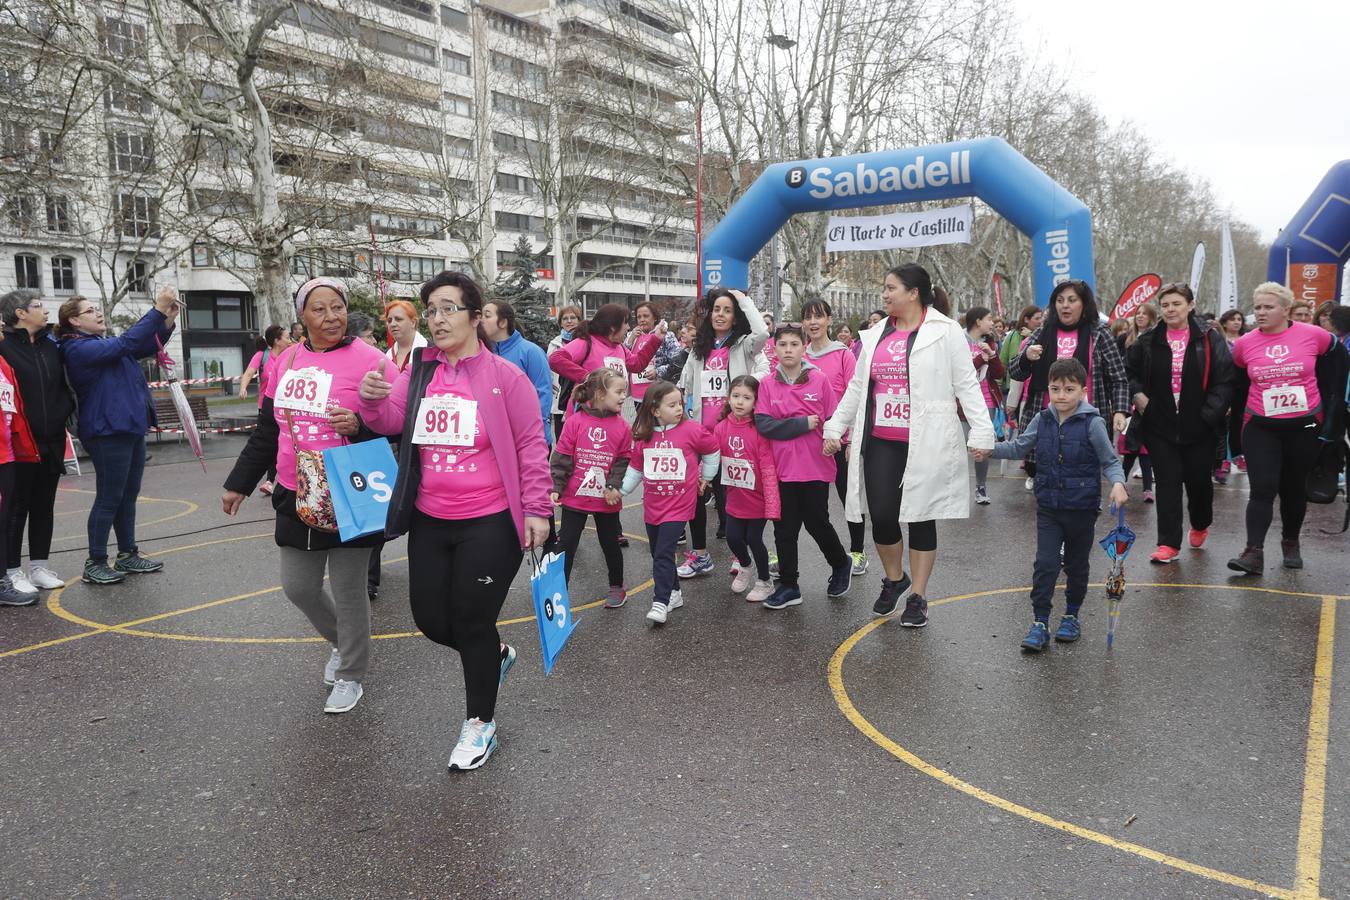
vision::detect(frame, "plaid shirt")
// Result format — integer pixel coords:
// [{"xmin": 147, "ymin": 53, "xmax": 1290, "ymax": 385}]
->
[{"xmin": 1008, "ymin": 322, "xmax": 1130, "ymax": 429}]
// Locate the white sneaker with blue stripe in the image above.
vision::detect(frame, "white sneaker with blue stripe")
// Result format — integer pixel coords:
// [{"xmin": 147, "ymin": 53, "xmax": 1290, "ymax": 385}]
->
[{"xmin": 448, "ymin": 718, "xmax": 498, "ymax": 771}]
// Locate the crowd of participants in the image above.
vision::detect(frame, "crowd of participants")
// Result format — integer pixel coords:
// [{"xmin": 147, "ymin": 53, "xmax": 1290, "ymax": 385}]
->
[{"xmin": 3, "ymin": 266, "xmax": 1346, "ymax": 773}]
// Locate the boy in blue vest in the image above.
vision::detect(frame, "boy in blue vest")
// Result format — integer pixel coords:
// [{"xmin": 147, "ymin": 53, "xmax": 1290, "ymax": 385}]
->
[{"xmin": 992, "ymin": 358, "xmax": 1128, "ymax": 652}]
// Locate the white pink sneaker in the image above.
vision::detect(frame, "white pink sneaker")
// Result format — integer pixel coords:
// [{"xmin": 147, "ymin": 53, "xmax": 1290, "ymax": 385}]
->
[
  {"xmin": 731, "ymin": 566, "xmax": 753, "ymax": 593},
  {"xmin": 746, "ymin": 579, "xmax": 774, "ymax": 603}
]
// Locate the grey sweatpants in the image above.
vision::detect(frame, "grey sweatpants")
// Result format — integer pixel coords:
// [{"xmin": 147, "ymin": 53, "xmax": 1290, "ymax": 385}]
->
[{"xmin": 279, "ymin": 545, "xmax": 374, "ymax": 682}]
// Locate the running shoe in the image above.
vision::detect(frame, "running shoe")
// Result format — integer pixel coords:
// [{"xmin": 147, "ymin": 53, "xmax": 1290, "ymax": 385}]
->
[
  {"xmin": 28, "ymin": 566, "xmax": 64, "ymax": 590},
  {"xmin": 676, "ymin": 551, "xmax": 713, "ymax": 578},
  {"xmin": 0, "ymin": 578, "xmax": 37, "ymax": 607},
  {"xmin": 1142, "ymin": 490, "xmax": 1155, "ymax": 504},
  {"xmin": 762, "ymin": 584, "xmax": 803, "ymax": 610},
  {"xmin": 1235, "ymin": 456, "xmax": 1246, "ymax": 472},
  {"xmin": 1024, "ymin": 476, "xmax": 1034, "ymax": 491},
  {"xmin": 899, "ymin": 593, "xmax": 928, "ymax": 628},
  {"xmin": 729, "ymin": 559, "xmax": 742, "ymax": 577},
  {"xmin": 974, "ymin": 486, "xmax": 990, "ymax": 505},
  {"xmin": 646, "ymin": 601, "xmax": 670, "ymax": 624},
  {"xmin": 7, "ymin": 571, "xmax": 38, "ymax": 597},
  {"xmin": 676, "ymin": 532, "xmax": 687, "ymax": 546},
  {"xmin": 1212, "ymin": 469, "xmax": 1227, "ymax": 485},
  {"xmin": 1054, "ymin": 614, "xmax": 1081, "ymax": 643},
  {"xmin": 1281, "ymin": 540, "xmax": 1303, "ymax": 570},
  {"xmin": 367, "ymin": 584, "xmax": 379, "ymax": 603},
  {"xmin": 850, "ymin": 551, "xmax": 868, "ymax": 575},
  {"xmin": 323, "ymin": 679, "xmax": 363, "ymax": 714},
  {"xmin": 715, "ymin": 524, "xmax": 727, "ymax": 540},
  {"xmin": 746, "ymin": 579, "xmax": 774, "ymax": 603},
  {"xmin": 872, "ymin": 572, "xmax": 912, "ymax": 617},
  {"xmin": 1149, "ymin": 546, "xmax": 1180, "ymax": 564},
  {"xmin": 323, "ymin": 647, "xmax": 342, "ymax": 686},
  {"xmin": 730, "ymin": 566, "xmax": 753, "ymax": 593},
  {"xmin": 826, "ymin": 561, "xmax": 852, "ymax": 598},
  {"xmin": 1226, "ymin": 546, "xmax": 1264, "ymax": 575},
  {"xmin": 448, "ymin": 718, "xmax": 498, "ymax": 771},
  {"xmin": 1021, "ymin": 621, "xmax": 1050, "ymax": 652},
  {"xmin": 499, "ymin": 644, "xmax": 516, "ymax": 685},
  {"xmin": 617, "ymin": 535, "xmax": 629, "ymax": 548},
  {"xmin": 605, "ymin": 585, "xmax": 628, "ymax": 608},
  {"xmin": 1189, "ymin": 528, "xmax": 1208, "ymax": 549},
  {"xmin": 114, "ymin": 551, "xmax": 164, "ymax": 574},
  {"xmin": 667, "ymin": 589, "xmax": 684, "ymax": 611},
  {"xmin": 768, "ymin": 554, "xmax": 779, "ymax": 577},
  {"xmin": 82, "ymin": 559, "xmax": 126, "ymax": 585}
]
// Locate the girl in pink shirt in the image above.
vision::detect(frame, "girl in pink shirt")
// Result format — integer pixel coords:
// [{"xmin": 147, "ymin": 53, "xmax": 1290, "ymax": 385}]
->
[
  {"xmin": 621, "ymin": 381, "xmax": 719, "ymax": 625},
  {"xmin": 713, "ymin": 376, "xmax": 780, "ymax": 603},
  {"xmin": 754, "ymin": 325, "xmax": 852, "ymax": 609},
  {"xmin": 547, "ymin": 303, "xmax": 661, "ymax": 418},
  {"xmin": 550, "ymin": 368, "xmax": 632, "ymax": 607}
]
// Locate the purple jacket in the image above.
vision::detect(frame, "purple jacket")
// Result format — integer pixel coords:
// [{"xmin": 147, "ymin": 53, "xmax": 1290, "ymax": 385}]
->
[{"xmin": 360, "ymin": 345, "xmax": 552, "ymax": 546}]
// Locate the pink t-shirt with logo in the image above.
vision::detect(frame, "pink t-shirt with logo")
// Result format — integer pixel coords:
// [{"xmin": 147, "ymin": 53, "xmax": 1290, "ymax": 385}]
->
[
  {"xmin": 1166, "ymin": 328, "xmax": 1188, "ymax": 403},
  {"xmin": 870, "ymin": 329, "xmax": 915, "ymax": 442},
  {"xmin": 714, "ymin": 413, "xmax": 770, "ymax": 520},
  {"xmin": 968, "ymin": 337, "xmax": 994, "ymax": 407},
  {"xmin": 555, "ymin": 409, "xmax": 632, "ymax": 513},
  {"xmin": 413, "ymin": 359, "xmax": 509, "ymax": 521},
  {"xmin": 698, "ymin": 346, "xmax": 731, "ymax": 423},
  {"xmin": 267, "ymin": 340, "xmax": 387, "ymax": 492},
  {"xmin": 756, "ymin": 366, "xmax": 837, "ymax": 482},
  {"xmin": 632, "ymin": 419, "xmax": 718, "ymax": 525},
  {"xmin": 1043, "ymin": 328, "xmax": 1092, "ymax": 404},
  {"xmin": 1232, "ymin": 321, "xmax": 1332, "ymax": 420}
]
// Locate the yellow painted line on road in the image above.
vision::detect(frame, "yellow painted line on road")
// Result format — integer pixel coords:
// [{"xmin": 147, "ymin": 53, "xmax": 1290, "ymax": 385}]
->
[
  {"xmin": 1293, "ymin": 597, "xmax": 1336, "ymax": 900},
  {"xmin": 50, "ymin": 496, "xmax": 199, "ymax": 537},
  {"xmin": 828, "ymin": 582, "xmax": 1349, "ymax": 900}
]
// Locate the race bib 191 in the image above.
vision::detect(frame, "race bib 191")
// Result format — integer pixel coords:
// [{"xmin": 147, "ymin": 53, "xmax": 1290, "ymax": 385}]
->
[
  {"xmin": 274, "ymin": 367, "xmax": 334, "ymax": 416},
  {"xmin": 874, "ymin": 390, "xmax": 910, "ymax": 428},
  {"xmin": 412, "ymin": 394, "xmax": 477, "ymax": 446},
  {"xmin": 643, "ymin": 447, "xmax": 686, "ymax": 482},
  {"xmin": 721, "ymin": 456, "xmax": 755, "ymax": 490},
  {"xmin": 701, "ymin": 368, "xmax": 729, "ymax": 399},
  {"xmin": 1262, "ymin": 385, "xmax": 1309, "ymax": 417}
]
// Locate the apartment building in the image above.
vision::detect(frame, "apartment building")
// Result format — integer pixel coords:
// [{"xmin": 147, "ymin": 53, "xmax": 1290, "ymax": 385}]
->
[{"xmin": 0, "ymin": 0, "xmax": 698, "ymax": 380}]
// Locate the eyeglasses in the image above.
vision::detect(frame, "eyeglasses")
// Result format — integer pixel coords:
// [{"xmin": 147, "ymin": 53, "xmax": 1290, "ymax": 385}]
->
[
  {"xmin": 426, "ymin": 303, "xmax": 471, "ymax": 319},
  {"xmin": 76, "ymin": 308, "xmax": 99, "ymax": 317},
  {"xmin": 25, "ymin": 302, "xmax": 44, "ymax": 311}
]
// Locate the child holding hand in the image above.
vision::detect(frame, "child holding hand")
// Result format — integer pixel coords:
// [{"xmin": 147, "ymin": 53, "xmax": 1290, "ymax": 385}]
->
[{"xmin": 713, "ymin": 376, "xmax": 779, "ymax": 602}]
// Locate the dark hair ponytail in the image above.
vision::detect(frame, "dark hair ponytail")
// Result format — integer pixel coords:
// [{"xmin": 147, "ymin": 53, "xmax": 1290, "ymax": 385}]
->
[
  {"xmin": 887, "ymin": 263, "xmax": 936, "ymax": 307},
  {"xmin": 572, "ymin": 367, "xmax": 624, "ymax": 408},
  {"xmin": 575, "ymin": 304, "xmax": 630, "ymax": 343}
]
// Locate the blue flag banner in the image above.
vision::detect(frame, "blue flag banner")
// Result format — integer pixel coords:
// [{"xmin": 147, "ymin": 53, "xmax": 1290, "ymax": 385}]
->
[
  {"xmin": 323, "ymin": 439, "xmax": 398, "ymax": 542},
  {"xmin": 531, "ymin": 551, "xmax": 577, "ymax": 675}
]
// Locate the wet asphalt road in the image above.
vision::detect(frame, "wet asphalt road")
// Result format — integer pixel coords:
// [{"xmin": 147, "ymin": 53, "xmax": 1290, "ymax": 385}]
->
[{"xmin": 1, "ymin": 437, "xmax": 1347, "ymax": 898}]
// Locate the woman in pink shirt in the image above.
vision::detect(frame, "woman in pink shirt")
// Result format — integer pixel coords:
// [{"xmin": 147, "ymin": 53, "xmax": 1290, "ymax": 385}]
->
[
  {"xmin": 755, "ymin": 323, "xmax": 853, "ymax": 609},
  {"xmin": 357, "ymin": 271, "xmax": 551, "ymax": 771},
  {"xmin": 239, "ymin": 324, "xmax": 291, "ymax": 410},
  {"xmin": 1227, "ymin": 282, "xmax": 1339, "ymax": 575},
  {"xmin": 222, "ymin": 278, "xmax": 388, "ymax": 717},
  {"xmin": 547, "ymin": 303, "xmax": 661, "ymax": 417}
]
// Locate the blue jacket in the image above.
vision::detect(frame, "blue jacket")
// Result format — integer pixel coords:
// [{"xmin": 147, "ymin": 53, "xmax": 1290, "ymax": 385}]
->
[
  {"xmin": 61, "ymin": 308, "xmax": 174, "ymax": 442},
  {"xmin": 992, "ymin": 399, "xmax": 1124, "ymax": 510},
  {"xmin": 494, "ymin": 329, "xmax": 553, "ymax": 446}
]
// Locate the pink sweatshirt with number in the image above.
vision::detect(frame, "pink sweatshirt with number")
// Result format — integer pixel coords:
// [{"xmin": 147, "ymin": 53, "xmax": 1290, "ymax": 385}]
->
[
  {"xmin": 267, "ymin": 339, "xmax": 387, "ymax": 492},
  {"xmin": 754, "ymin": 364, "xmax": 838, "ymax": 483},
  {"xmin": 623, "ymin": 419, "xmax": 719, "ymax": 525},
  {"xmin": 548, "ymin": 333, "xmax": 659, "ymax": 390},
  {"xmin": 712, "ymin": 413, "xmax": 781, "ymax": 521}
]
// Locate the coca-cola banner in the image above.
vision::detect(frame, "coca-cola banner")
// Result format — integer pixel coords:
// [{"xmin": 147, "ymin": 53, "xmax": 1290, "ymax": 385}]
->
[{"xmin": 1110, "ymin": 274, "xmax": 1162, "ymax": 322}]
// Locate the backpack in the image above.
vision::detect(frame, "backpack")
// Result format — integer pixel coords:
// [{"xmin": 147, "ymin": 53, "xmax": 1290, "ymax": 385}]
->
[{"xmin": 555, "ymin": 335, "xmax": 592, "ymax": 412}]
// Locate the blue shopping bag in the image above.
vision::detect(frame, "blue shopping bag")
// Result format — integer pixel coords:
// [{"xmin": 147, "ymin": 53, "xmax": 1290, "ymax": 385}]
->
[
  {"xmin": 323, "ymin": 439, "xmax": 398, "ymax": 542},
  {"xmin": 530, "ymin": 550, "xmax": 577, "ymax": 675}
]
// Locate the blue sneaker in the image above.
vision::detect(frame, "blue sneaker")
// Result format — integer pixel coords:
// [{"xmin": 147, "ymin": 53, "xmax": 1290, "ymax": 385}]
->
[
  {"xmin": 676, "ymin": 551, "xmax": 714, "ymax": 579},
  {"xmin": 826, "ymin": 561, "xmax": 852, "ymax": 598},
  {"xmin": 762, "ymin": 583, "xmax": 803, "ymax": 610},
  {"xmin": 1020, "ymin": 621, "xmax": 1050, "ymax": 652},
  {"xmin": 1054, "ymin": 615, "xmax": 1081, "ymax": 643},
  {"xmin": 448, "ymin": 718, "xmax": 498, "ymax": 771},
  {"xmin": 499, "ymin": 644, "xmax": 516, "ymax": 685}
]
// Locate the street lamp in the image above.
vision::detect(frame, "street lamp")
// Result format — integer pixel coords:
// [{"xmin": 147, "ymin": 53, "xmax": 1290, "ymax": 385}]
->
[{"xmin": 765, "ymin": 32, "xmax": 796, "ymax": 317}]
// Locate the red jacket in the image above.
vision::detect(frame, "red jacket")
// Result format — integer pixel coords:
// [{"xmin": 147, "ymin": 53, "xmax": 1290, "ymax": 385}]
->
[{"xmin": 0, "ymin": 355, "xmax": 40, "ymax": 464}]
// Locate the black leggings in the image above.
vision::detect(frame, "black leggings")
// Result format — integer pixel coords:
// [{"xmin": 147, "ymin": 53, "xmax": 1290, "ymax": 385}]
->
[
  {"xmin": 726, "ymin": 515, "xmax": 769, "ymax": 580},
  {"xmin": 557, "ymin": 506, "xmax": 623, "ymax": 587},
  {"xmin": 690, "ymin": 475, "xmax": 726, "ymax": 550},
  {"xmin": 408, "ymin": 509, "xmax": 524, "ymax": 722},
  {"xmin": 773, "ymin": 481, "xmax": 849, "ymax": 587},
  {"xmin": 862, "ymin": 439, "xmax": 937, "ymax": 550},
  {"xmin": 7, "ymin": 461, "xmax": 60, "ymax": 567},
  {"xmin": 834, "ymin": 450, "xmax": 865, "ymax": 553},
  {"xmin": 1123, "ymin": 453, "xmax": 1153, "ymax": 491},
  {"xmin": 1242, "ymin": 419, "xmax": 1321, "ymax": 547}
]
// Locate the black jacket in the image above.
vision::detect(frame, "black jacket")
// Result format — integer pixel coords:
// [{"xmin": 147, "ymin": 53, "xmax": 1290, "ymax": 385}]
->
[
  {"xmin": 0, "ymin": 325, "xmax": 76, "ymax": 467},
  {"xmin": 1126, "ymin": 318, "xmax": 1233, "ymax": 444}
]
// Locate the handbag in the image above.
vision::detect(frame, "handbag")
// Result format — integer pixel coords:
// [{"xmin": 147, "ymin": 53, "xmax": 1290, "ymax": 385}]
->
[
  {"xmin": 324, "ymin": 438, "xmax": 398, "ymax": 542},
  {"xmin": 279, "ymin": 346, "xmax": 339, "ymax": 532},
  {"xmin": 1306, "ymin": 439, "xmax": 1344, "ymax": 505}
]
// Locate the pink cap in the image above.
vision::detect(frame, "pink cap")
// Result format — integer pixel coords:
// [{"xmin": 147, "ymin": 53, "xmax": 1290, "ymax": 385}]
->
[{"xmin": 294, "ymin": 277, "xmax": 347, "ymax": 315}]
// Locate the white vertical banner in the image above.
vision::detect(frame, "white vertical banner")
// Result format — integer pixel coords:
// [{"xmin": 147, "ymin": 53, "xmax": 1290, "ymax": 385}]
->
[
  {"xmin": 1189, "ymin": 241, "xmax": 1206, "ymax": 293},
  {"xmin": 1219, "ymin": 223, "xmax": 1238, "ymax": 313}
]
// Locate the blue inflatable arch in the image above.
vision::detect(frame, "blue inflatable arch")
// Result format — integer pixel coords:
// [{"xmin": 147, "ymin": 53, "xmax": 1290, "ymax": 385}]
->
[
  {"xmin": 1267, "ymin": 160, "xmax": 1350, "ymax": 305},
  {"xmin": 701, "ymin": 136, "xmax": 1094, "ymax": 309}
]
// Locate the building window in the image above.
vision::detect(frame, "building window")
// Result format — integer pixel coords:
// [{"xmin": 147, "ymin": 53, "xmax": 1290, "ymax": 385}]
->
[
  {"xmin": 109, "ymin": 132, "xmax": 154, "ymax": 172},
  {"xmin": 6, "ymin": 195, "xmax": 36, "ymax": 230},
  {"xmin": 45, "ymin": 195, "xmax": 71, "ymax": 233},
  {"xmin": 105, "ymin": 78, "xmax": 151, "ymax": 115},
  {"xmin": 495, "ymin": 171, "xmax": 539, "ymax": 195},
  {"xmin": 1, "ymin": 122, "xmax": 28, "ymax": 158},
  {"xmin": 369, "ymin": 0, "xmax": 434, "ymax": 20},
  {"xmin": 360, "ymin": 26, "xmax": 436, "ymax": 65},
  {"xmin": 126, "ymin": 259, "xmax": 149, "ymax": 295},
  {"xmin": 50, "ymin": 256, "xmax": 76, "ymax": 293},
  {"xmin": 370, "ymin": 211, "xmax": 442, "ymax": 238},
  {"xmin": 117, "ymin": 194, "xmax": 159, "ymax": 238},
  {"xmin": 99, "ymin": 17, "xmax": 147, "ymax": 59},
  {"xmin": 15, "ymin": 254, "xmax": 40, "ymax": 290},
  {"xmin": 444, "ymin": 93, "xmax": 472, "ymax": 118},
  {"xmin": 441, "ymin": 5, "xmax": 469, "ymax": 30},
  {"xmin": 492, "ymin": 91, "xmax": 546, "ymax": 118},
  {"xmin": 442, "ymin": 49, "xmax": 470, "ymax": 76},
  {"xmin": 495, "ymin": 211, "xmax": 547, "ymax": 234},
  {"xmin": 490, "ymin": 51, "xmax": 548, "ymax": 90},
  {"xmin": 379, "ymin": 254, "xmax": 444, "ymax": 283},
  {"xmin": 492, "ymin": 131, "xmax": 544, "ymax": 157}
]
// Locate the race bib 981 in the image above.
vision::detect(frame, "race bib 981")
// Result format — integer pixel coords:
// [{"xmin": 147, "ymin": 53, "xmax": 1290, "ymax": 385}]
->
[{"xmin": 413, "ymin": 395, "xmax": 477, "ymax": 446}]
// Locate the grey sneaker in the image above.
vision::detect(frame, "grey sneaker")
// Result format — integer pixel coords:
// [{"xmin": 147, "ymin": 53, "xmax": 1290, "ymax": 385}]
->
[
  {"xmin": 323, "ymin": 647, "xmax": 342, "ymax": 687},
  {"xmin": 448, "ymin": 718, "xmax": 498, "ymax": 771},
  {"xmin": 82, "ymin": 559, "xmax": 126, "ymax": 585},
  {"xmin": 0, "ymin": 577, "xmax": 38, "ymax": 607},
  {"xmin": 114, "ymin": 551, "xmax": 164, "ymax": 574},
  {"xmin": 323, "ymin": 679, "xmax": 363, "ymax": 714}
]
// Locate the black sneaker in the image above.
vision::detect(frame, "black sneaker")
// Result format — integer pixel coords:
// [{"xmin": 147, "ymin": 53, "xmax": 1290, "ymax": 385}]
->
[
  {"xmin": 826, "ymin": 561, "xmax": 852, "ymax": 598},
  {"xmin": 617, "ymin": 535, "xmax": 629, "ymax": 549},
  {"xmin": 900, "ymin": 593, "xmax": 928, "ymax": 628},
  {"xmin": 83, "ymin": 558, "xmax": 126, "ymax": 585},
  {"xmin": 114, "ymin": 551, "xmax": 164, "ymax": 574},
  {"xmin": 872, "ymin": 572, "xmax": 912, "ymax": 617},
  {"xmin": 1281, "ymin": 540, "xmax": 1303, "ymax": 570},
  {"xmin": 367, "ymin": 584, "xmax": 379, "ymax": 603},
  {"xmin": 1227, "ymin": 546, "xmax": 1264, "ymax": 575}
]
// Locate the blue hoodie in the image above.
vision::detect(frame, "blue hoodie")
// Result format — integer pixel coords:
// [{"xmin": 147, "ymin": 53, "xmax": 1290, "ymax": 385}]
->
[
  {"xmin": 61, "ymin": 308, "xmax": 174, "ymax": 443},
  {"xmin": 494, "ymin": 329, "xmax": 553, "ymax": 446}
]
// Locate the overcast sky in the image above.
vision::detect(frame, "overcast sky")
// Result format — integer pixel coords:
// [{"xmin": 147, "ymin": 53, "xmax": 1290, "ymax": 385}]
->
[{"xmin": 1015, "ymin": 0, "xmax": 1350, "ymax": 242}]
